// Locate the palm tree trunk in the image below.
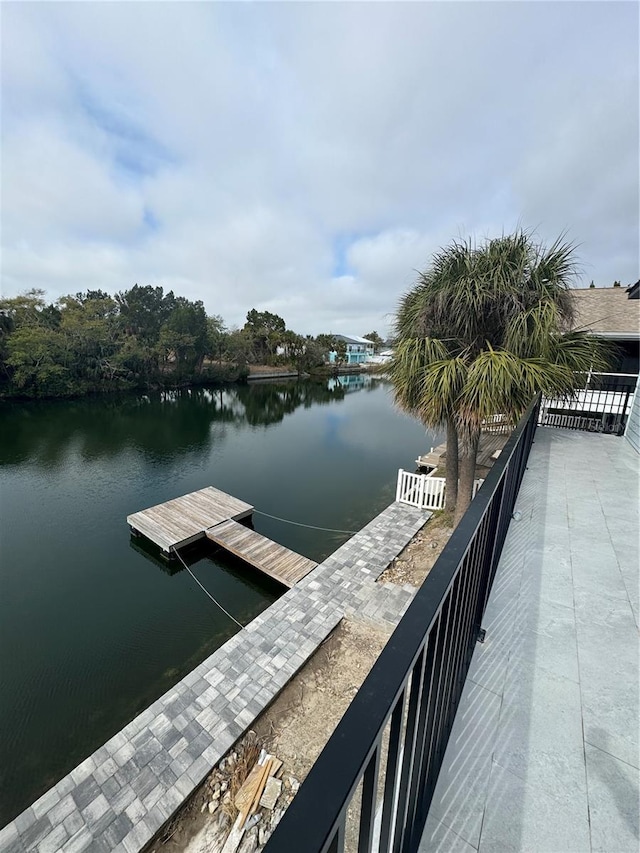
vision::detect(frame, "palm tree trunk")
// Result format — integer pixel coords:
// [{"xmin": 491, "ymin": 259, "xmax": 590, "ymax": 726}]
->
[
  {"xmin": 454, "ymin": 427, "xmax": 480, "ymax": 525},
  {"xmin": 445, "ymin": 417, "xmax": 459, "ymax": 513}
]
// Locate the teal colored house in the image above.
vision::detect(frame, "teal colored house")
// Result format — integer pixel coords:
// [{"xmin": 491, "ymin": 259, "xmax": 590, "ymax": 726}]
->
[{"xmin": 328, "ymin": 335, "xmax": 375, "ymax": 365}]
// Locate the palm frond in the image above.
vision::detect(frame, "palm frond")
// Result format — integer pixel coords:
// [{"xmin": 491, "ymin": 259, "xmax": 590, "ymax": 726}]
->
[
  {"xmin": 549, "ymin": 331, "xmax": 614, "ymax": 373},
  {"xmin": 388, "ymin": 337, "xmax": 453, "ymax": 424},
  {"xmin": 389, "ymin": 230, "xmax": 597, "ymax": 456},
  {"xmin": 503, "ymin": 301, "xmax": 563, "ymax": 358}
]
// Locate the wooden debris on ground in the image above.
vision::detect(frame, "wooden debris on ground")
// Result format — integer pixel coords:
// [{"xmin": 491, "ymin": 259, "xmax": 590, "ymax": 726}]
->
[
  {"xmin": 234, "ymin": 760, "xmax": 264, "ymax": 815},
  {"xmin": 218, "ymin": 743, "xmax": 295, "ymax": 851},
  {"xmin": 234, "ymin": 750, "xmax": 281, "ymax": 828},
  {"xmin": 220, "ymin": 815, "xmax": 246, "ymax": 853},
  {"xmin": 269, "ymin": 757, "xmax": 283, "ymax": 778},
  {"xmin": 157, "ymin": 730, "xmax": 298, "ymax": 853},
  {"xmin": 259, "ymin": 777, "xmax": 282, "ymax": 811}
]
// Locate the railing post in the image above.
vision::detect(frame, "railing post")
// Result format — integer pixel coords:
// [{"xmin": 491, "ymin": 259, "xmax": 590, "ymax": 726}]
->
[
  {"xmin": 358, "ymin": 746, "xmax": 381, "ymax": 853},
  {"xmin": 378, "ymin": 692, "xmax": 406, "ymax": 853},
  {"xmin": 620, "ymin": 388, "xmax": 633, "ymax": 435},
  {"xmin": 394, "ymin": 648, "xmax": 427, "ymax": 853}
]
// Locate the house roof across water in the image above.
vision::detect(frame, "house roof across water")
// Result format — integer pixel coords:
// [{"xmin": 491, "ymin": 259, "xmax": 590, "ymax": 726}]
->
[{"xmin": 333, "ymin": 335, "xmax": 374, "ymax": 345}]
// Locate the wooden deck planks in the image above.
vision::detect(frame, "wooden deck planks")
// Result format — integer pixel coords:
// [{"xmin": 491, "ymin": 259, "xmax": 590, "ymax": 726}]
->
[
  {"xmin": 128, "ymin": 486, "xmax": 316, "ymax": 587},
  {"xmin": 417, "ymin": 431, "xmax": 511, "ymax": 473},
  {"xmin": 476, "ymin": 433, "xmax": 508, "ymax": 467},
  {"xmin": 206, "ymin": 520, "xmax": 317, "ymax": 588},
  {"xmin": 127, "ymin": 486, "xmax": 253, "ymax": 552}
]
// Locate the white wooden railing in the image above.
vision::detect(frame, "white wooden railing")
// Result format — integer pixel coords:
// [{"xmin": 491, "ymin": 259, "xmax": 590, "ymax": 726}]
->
[
  {"xmin": 480, "ymin": 414, "xmax": 513, "ymax": 434},
  {"xmin": 396, "ymin": 469, "xmax": 483, "ymax": 511}
]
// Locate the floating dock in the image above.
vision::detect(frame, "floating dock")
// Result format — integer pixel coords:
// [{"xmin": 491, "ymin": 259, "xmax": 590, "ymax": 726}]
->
[
  {"xmin": 127, "ymin": 486, "xmax": 317, "ymax": 587},
  {"xmin": 127, "ymin": 486, "xmax": 253, "ymax": 553}
]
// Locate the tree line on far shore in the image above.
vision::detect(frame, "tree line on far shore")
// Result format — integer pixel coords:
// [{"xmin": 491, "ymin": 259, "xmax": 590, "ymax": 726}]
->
[{"xmin": 0, "ymin": 286, "xmax": 386, "ymax": 399}]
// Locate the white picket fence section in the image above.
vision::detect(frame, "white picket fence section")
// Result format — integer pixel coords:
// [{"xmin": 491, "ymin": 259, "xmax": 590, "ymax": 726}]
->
[
  {"xmin": 395, "ymin": 469, "xmax": 484, "ymax": 511},
  {"xmin": 480, "ymin": 414, "xmax": 513, "ymax": 434}
]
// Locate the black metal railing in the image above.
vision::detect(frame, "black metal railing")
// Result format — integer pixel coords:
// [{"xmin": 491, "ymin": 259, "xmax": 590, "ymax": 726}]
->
[
  {"xmin": 264, "ymin": 396, "xmax": 540, "ymax": 853},
  {"xmin": 540, "ymin": 372, "xmax": 637, "ymax": 435}
]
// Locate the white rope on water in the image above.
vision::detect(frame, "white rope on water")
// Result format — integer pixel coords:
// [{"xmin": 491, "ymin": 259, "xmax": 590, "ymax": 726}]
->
[
  {"xmin": 171, "ymin": 546, "xmax": 245, "ymax": 629},
  {"xmin": 253, "ymin": 509, "xmax": 357, "ymax": 535}
]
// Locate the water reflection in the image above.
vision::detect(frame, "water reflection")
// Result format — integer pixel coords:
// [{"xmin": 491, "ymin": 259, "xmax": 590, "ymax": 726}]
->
[
  {"xmin": 0, "ymin": 378, "xmax": 356, "ymax": 467},
  {"xmin": 0, "ymin": 373, "xmax": 432, "ymax": 827},
  {"xmin": 328, "ymin": 373, "xmax": 371, "ymax": 392},
  {"xmin": 129, "ymin": 534, "xmax": 182, "ymax": 574},
  {"xmin": 130, "ymin": 533, "xmax": 285, "ymax": 623}
]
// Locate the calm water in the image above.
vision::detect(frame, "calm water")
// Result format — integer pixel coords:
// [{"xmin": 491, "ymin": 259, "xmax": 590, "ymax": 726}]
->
[{"xmin": 0, "ymin": 376, "xmax": 437, "ymax": 826}]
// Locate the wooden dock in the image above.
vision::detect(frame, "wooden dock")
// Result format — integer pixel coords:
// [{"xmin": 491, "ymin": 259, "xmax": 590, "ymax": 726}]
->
[
  {"xmin": 127, "ymin": 486, "xmax": 253, "ymax": 553},
  {"xmin": 206, "ymin": 520, "xmax": 317, "ymax": 588},
  {"xmin": 128, "ymin": 486, "xmax": 317, "ymax": 588},
  {"xmin": 416, "ymin": 432, "xmax": 511, "ymax": 474}
]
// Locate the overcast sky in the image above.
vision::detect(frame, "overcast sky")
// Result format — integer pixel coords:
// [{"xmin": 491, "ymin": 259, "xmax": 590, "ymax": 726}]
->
[{"xmin": 2, "ymin": 1, "xmax": 638, "ymax": 337}]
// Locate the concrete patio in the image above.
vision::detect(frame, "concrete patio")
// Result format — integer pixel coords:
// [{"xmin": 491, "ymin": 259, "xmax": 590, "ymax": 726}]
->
[{"xmin": 420, "ymin": 428, "xmax": 639, "ymax": 852}]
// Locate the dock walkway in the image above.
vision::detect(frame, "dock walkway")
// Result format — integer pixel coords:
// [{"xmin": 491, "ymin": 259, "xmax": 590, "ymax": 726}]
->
[{"xmin": 206, "ymin": 520, "xmax": 317, "ymax": 587}]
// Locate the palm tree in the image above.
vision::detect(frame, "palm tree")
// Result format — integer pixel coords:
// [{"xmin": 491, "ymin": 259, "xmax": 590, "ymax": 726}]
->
[
  {"xmin": 390, "ymin": 231, "xmax": 611, "ymax": 523},
  {"xmin": 390, "ymin": 335, "xmax": 461, "ymax": 512}
]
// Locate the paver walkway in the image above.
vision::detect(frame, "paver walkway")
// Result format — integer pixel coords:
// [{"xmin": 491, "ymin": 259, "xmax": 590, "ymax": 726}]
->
[
  {"xmin": 420, "ymin": 429, "xmax": 639, "ymax": 852},
  {"xmin": 0, "ymin": 502, "xmax": 430, "ymax": 853}
]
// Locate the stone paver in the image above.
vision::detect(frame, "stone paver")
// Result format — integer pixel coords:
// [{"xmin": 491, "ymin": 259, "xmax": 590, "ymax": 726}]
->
[
  {"xmin": 0, "ymin": 501, "xmax": 430, "ymax": 853},
  {"xmin": 421, "ymin": 429, "xmax": 639, "ymax": 852}
]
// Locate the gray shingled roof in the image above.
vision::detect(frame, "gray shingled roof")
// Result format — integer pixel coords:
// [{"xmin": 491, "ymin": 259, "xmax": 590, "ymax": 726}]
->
[
  {"xmin": 334, "ymin": 334, "xmax": 374, "ymax": 345},
  {"xmin": 571, "ymin": 286, "xmax": 640, "ymax": 337}
]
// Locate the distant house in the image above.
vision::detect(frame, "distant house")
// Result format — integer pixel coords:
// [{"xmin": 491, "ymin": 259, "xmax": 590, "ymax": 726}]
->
[
  {"xmin": 328, "ymin": 335, "xmax": 374, "ymax": 365},
  {"xmin": 367, "ymin": 348, "xmax": 394, "ymax": 365},
  {"xmin": 571, "ymin": 281, "xmax": 640, "ymax": 373}
]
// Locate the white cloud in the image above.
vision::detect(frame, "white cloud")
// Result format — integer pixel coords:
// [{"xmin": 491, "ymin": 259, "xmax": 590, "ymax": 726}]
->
[
  {"xmin": 4, "ymin": 121, "xmax": 145, "ymax": 244},
  {"xmin": 1, "ymin": 1, "xmax": 638, "ymax": 335}
]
